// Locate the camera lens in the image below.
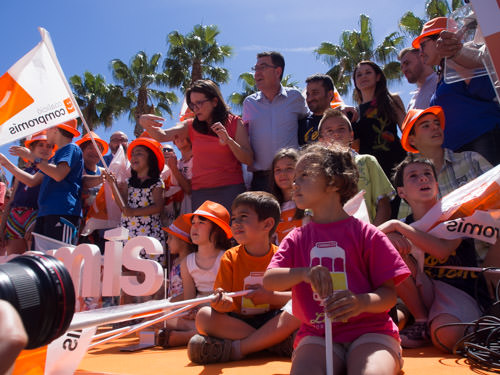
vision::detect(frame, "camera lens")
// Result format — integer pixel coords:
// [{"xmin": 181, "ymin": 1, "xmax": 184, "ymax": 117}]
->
[{"xmin": 0, "ymin": 254, "xmax": 75, "ymax": 349}]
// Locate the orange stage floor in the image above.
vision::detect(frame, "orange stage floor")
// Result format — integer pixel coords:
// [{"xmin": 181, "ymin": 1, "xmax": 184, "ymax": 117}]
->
[{"xmin": 77, "ymin": 336, "xmax": 497, "ymax": 375}]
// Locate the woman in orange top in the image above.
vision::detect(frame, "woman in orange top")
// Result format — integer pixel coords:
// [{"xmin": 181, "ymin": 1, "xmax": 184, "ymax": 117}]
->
[{"xmin": 140, "ymin": 80, "xmax": 253, "ymax": 212}]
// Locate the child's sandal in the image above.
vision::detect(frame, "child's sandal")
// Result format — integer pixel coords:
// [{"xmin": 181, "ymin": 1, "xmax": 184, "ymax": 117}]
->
[{"xmin": 156, "ymin": 328, "xmax": 172, "ymax": 348}]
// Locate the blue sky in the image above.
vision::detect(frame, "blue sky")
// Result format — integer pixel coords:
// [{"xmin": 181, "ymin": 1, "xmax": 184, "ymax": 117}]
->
[{"xmin": 0, "ymin": 0, "xmax": 427, "ymax": 179}]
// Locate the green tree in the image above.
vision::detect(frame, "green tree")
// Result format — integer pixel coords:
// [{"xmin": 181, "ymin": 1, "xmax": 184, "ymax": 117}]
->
[
  {"xmin": 110, "ymin": 51, "xmax": 178, "ymax": 137},
  {"xmin": 164, "ymin": 24, "xmax": 233, "ymax": 91},
  {"xmin": 70, "ymin": 71, "xmax": 128, "ymax": 133},
  {"xmin": 399, "ymin": 0, "xmax": 465, "ymax": 38},
  {"xmin": 315, "ymin": 14, "xmax": 404, "ymax": 95},
  {"xmin": 228, "ymin": 73, "xmax": 299, "ymax": 112}
]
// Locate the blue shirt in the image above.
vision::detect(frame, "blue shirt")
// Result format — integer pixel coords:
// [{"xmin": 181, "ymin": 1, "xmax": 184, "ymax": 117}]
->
[
  {"xmin": 430, "ymin": 75, "xmax": 500, "ymax": 150},
  {"xmin": 38, "ymin": 143, "xmax": 84, "ymax": 217},
  {"xmin": 243, "ymin": 86, "xmax": 308, "ymax": 171}
]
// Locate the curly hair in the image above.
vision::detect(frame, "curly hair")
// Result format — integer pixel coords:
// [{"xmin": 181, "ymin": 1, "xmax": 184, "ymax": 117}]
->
[{"xmin": 299, "ymin": 143, "xmax": 359, "ymax": 205}]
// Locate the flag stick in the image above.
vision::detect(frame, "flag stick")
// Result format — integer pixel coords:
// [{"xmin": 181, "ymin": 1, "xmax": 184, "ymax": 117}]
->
[{"xmin": 325, "ymin": 315, "xmax": 333, "ymax": 375}]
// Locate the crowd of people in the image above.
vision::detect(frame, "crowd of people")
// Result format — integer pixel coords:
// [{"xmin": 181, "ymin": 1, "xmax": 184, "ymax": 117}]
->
[{"xmin": 0, "ymin": 18, "xmax": 499, "ymax": 375}]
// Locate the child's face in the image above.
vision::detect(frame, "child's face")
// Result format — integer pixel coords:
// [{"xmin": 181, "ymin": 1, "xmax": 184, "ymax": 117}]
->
[
  {"xmin": 409, "ymin": 114, "xmax": 443, "ymax": 150},
  {"xmin": 231, "ymin": 204, "xmax": 269, "ymax": 245},
  {"xmin": 293, "ymin": 157, "xmax": 334, "ymax": 211},
  {"xmin": 46, "ymin": 127, "xmax": 58, "ymax": 144},
  {"xmin": 167, "ymin": 234, "xmax": 185, "ymax": 255},
  {"xmin": 273, "ymin": 157, "xmax": 295, "ymax": 193},
  {"xmin": 397, "ymin": 163, "xmax": 438, "ymax": 204},
  {"xmin": 130, "ymin": 145, "xmax": 149, "ymax": 172},
  {"xmin": 319, "ymin": 118, "xmax": 353, "ymax": 147},
  {"xmin": 32, "ymin": 141, "xmax": 54, "ymax": 160},
  {"xmin": 190, "ymin": 215, "xmax": 213, "ymax": 245},
  {"xmin": 82, "ymin": 143, "xmax": 104, "ymax": 166}
]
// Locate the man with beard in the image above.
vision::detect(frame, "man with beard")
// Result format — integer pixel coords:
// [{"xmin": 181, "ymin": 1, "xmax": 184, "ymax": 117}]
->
[{"xmin": 399, "ymin": 48, "xmax": 437, "ymax": 110}]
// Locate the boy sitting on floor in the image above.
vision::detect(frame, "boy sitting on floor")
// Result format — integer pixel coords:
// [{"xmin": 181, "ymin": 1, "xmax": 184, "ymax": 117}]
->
[
  {"xmin": 379, "ymin": 155, "xmax": 493, "ymax": 351},
  {"xmin": 188, "ymin": 191, "xmax": 299, "ymax": 364}
]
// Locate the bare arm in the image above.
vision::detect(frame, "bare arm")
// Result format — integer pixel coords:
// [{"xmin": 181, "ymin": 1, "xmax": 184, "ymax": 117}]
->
[
  {"xmin": 372, "ymin": 196, "xmax": 391, "ymax": 227},
  {"xmin": 391, "ymin": 94, "xmax": 406, "ymax": 130},
  {"xmin": 0, "ymin": 154, "xmax": 43, "ymax": 187},
  {"xmin": 165, "ymin": 153, "xmax": 191, "ymax": 195},
  {"xmin": 139, "ymin": 114, "xmax": 189, "ymax": 143},
  {"xmin": 211, "ymin": 119, "xmax": 254, "ymax": 166},
  {"xmin": 378, "ymin": 219, "xmax": 462, "ymax": 260},
  {"xmin": 0, "ymin": 300, "xmax": 28, "ymax": 375},
  {"xmin": 180, "ymin": 257, "xmax": 196, "ymax": 300},
  {"xmin": 263, "ymin": 267, "xmax": 309, "ymax": 291},
  {"xmin": 82, "ymin": 170, "xmax": 105, "ymax": 189}
]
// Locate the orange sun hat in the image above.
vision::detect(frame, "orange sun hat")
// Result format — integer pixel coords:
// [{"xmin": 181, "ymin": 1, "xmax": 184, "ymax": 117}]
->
[
  {"xmin": 127, "ymin": 131, "xmax": 165, "ymax": 172},
  {"xmin": 76, "ymin": 131, "xmax": 109, "ymax": 155},
  {"xmin": 24, "ymin": 131, "xmax": 57, "ymax": 160},
  {"xmin": 56, "ymin": 119, "xmax": 81, "ymax": 137},
  {"xmin": 412, "ymin": 17, "xmax": 452, "ymax": 49},
  {"xmin": 183, "ymin": 200, "xmax": 232, "ymax": 238},
  {"xmin": 162, "ymin": 216, "xmax": 192, "ymax": 244},
  {"xmin": 400, "ymin": 106, "xmax": 445, "ymax": 153}
]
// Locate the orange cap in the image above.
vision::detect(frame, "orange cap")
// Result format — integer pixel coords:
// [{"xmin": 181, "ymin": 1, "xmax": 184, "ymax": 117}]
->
[
  {"xmin": 76, "ymin": 131, "xmax": 109, "ymax": 155},
  {"xmin": 412, "ymin": 17, "xmax": 454, "ymax": 49},
  {"xmin": 400, "ymin": 106, "xmax": 445, "ymax": 153},
  {"xmin": 56, "ymin": 119, "xmax": 80, "ymax": 137},
  {"xmin": 25, "ymin": 131, "xmax": 48, "ymax": 148},
  {"xmin": 127, "ymin": 131, "xmax": 165, "ymax": 172},
  {"xmin": 162, "ymin": 216, "xmax": 192, "ymax": 244},
  {"xmin": 184, "ymin": 200, "xmax": 232, "ymax": 238}
]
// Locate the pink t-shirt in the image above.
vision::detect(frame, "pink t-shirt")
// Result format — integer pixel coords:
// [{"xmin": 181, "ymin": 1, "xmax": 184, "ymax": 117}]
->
[
  {"xmin": 268, "ymin": 216, "xmax": 410, "ymax": 346},
  {"xmin": 189, "ymin": 114, "xmax": 244, "ymax": 190}
]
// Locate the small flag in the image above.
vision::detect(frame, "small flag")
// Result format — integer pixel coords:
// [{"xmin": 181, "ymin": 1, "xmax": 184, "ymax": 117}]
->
[{"xmin": 0, "ymin": 28, "xmax": 79, "ymax": 146}]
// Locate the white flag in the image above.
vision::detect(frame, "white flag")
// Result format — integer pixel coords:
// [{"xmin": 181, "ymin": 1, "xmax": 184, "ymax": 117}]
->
[{"xmin": 0, "ymin": 27, "xmax": 79, "ymax": 146}]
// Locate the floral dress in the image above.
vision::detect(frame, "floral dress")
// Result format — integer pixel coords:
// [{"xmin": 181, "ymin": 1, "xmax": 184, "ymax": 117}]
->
[
  {"xmin": 121, "ymin": 177, "xmax": 166, "ymax": 266},
  {"xmin": 353, "ymin": 99, "xmax": 407, "ymax": 179}
]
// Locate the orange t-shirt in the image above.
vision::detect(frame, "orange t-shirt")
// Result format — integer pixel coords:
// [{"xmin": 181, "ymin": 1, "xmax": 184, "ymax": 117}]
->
[{"xmin": 214, "ymin": 243, "xmax": 277, "ymax": 315}]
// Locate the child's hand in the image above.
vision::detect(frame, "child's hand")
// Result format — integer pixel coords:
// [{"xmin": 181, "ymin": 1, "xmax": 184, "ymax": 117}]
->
[
  {"xmin": 102, "ymin": 170, "xmax": 117, "ymax": 184},
  {"xmin": 164, "ymin": 151, "xmax": 178, "ymax": 170},
  {"xmin": 9, "ymin": 146, "xmax": 32, "ymax": 161},
  {"xmin": 323, "ymin": 289, "xmax": 364, "ymax": 322},
  {"xmin": 246, "ymin": 285, "xmax": 273, "ymax": 305},
  {"xmin": 305, "ymin": 265, "xmax": 333, "ymax": 299},
  {"xmin": 210, "ymin": 288, "xmax": 233, "ymax": 312}
]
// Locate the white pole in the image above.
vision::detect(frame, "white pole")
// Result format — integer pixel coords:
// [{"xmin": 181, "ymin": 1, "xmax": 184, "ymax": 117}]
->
[{"xmin": 325, "ymin": 315, "xmax": 333, "ymax": 375}]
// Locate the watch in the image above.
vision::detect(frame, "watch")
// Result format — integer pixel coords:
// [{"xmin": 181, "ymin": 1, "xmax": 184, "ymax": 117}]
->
[{"xmin": 33, "ymin": 157, "xmax": 42, "ymax": 166}]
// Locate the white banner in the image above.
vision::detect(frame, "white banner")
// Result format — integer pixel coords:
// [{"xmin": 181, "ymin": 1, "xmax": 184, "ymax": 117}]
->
[{"xmin": 0, "ymin": 27, "xmax": 78, "ymax": 146}]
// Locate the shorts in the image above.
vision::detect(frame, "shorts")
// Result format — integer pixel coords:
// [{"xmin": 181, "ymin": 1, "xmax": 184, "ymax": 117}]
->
[
  {"xmin": 294, "ymin": 333, "xmax": 403, "ymax": 369},
  {"xmin": 5, "ymin": 207, "xmax": 37, "ymax": 239},
  {"xmin": 228, "ymin": 309, "xmax": 281, "ymax": 329},
  {"xmin": 32, "ymin": 215, "xmax": 81, "ymax": 247},
  {"xmin": 415, "ymin": 270, "xmax": 482, "ymax": 323}
]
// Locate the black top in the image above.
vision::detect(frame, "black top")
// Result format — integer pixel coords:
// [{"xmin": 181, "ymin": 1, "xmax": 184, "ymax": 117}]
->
[
  {"xmin": 298, "ymin": 114, "xmax": 322, "ymax": 146},
  {"xmin": 353, "ymin": 100, "xmax": 407, "ymax": 179}
]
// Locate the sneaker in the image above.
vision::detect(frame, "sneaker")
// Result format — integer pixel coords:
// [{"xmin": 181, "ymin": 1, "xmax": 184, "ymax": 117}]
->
[
  {"xmin": 187, "ymin": 334, "xmax": 232, "ymax": 364},
  {"xmin": 400, "ymin": 321, "xmax": 430, "ymax": 348}
]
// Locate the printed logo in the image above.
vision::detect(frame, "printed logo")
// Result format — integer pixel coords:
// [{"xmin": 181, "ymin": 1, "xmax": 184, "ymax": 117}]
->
[
  {"xmin": 0, "ymin": 72, "xmax": 34, "ymax": 126},
  {"xmin": 63, "ymin": 98, "xmax": 75, "ymax": 113}
]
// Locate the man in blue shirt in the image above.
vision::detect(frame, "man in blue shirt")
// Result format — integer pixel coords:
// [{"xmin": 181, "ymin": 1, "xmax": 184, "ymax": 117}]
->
[{"xmin": 243, "ymin": 51, "xmax": 308, "ymax": 192}]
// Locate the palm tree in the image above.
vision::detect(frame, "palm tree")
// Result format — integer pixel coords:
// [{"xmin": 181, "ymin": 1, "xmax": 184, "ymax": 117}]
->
[
  {"xmin": 70, "ymin": 72, "xmax": 127, "ymax": 132},
  {"xmin": 110, "ymin": 51, "xmax": 178, "ymax": 137},
  {"xmin": 228, "ymin": 73, "xmax": 299, "ymax": 112},
  {"xmin": 399, "ymin": 0, "xmax": 465, "ymax": 38},
  {"xmin": 315, "ymin": 14, "xmax": 404, "ymax": 95},
  {"xmin": 164, "ymin": 24, "xmax": 233, "ymax": 91}
]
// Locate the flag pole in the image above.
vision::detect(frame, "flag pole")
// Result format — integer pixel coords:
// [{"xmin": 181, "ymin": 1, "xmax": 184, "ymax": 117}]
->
[{"xmin": 37, "ymin": 27, "xmax": 127, "ymax": 209}]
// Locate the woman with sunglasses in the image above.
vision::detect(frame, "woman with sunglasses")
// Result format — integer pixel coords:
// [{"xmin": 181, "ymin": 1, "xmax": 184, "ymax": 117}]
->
[{"xmin": 140, "ymin": 79, "xmax": 253, "ymax": 212}]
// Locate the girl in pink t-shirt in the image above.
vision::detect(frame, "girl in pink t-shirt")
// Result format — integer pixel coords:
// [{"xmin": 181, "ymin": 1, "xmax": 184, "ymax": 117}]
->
[{"xmin": 264, "ymin": 144, "xmax": 409, "ymax": 375}]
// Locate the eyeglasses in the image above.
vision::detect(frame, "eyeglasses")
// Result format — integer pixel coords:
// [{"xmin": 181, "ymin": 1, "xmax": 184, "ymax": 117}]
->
[
  {"xmin": 162, "ymin": 147, "xmax": 174, "ymax": 153},
  {"xmin": 188, "ymin": 98, "xmax": 211, "ymax": 111},
  {"xmin": 251, "ymin": 63, "xmax": 278, "ymax": 72}
]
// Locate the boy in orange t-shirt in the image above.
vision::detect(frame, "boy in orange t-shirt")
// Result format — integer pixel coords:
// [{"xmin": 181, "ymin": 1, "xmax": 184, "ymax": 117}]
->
[{"xmin": 188, "ymin": 191, "xmax": 299, "ymax": 364}]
